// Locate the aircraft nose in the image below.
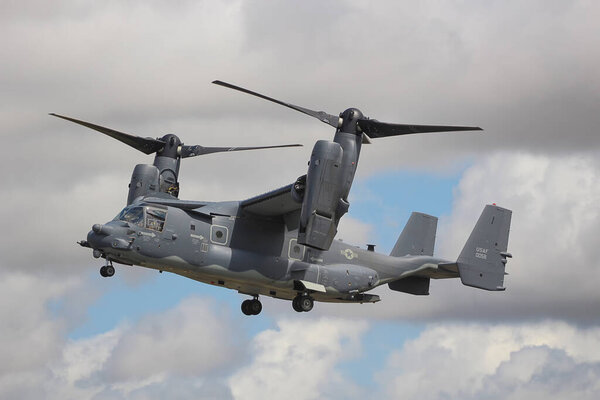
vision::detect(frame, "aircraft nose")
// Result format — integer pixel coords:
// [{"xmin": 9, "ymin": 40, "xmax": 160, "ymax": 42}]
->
[
  {"xmin": 87, "ymin": 223, "xmax": 113, "ymax": 248},
  {"xmin": 87, "ymin": 223, "xmax": 133, "ymax": 251},
  {"xmin": 87, "ymin": 229, "xmax": 104, "ymax": 249},
  {"xmin": 92, "ymin": 223, "xmax": 115, "ymax": 236}
]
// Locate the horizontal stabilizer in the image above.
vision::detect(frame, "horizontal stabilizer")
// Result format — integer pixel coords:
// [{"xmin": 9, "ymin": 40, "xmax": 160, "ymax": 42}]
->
[
  {"xmin": 388, "ymin": 276, "xmax": 430, "ymax": 295},
  {"xmin": 457, "ymin": 204, "xmax": 512, "ymax": 291},
  {"xmin": 390, "ymin": 212, "xmax": 438, "ymax": 257}
]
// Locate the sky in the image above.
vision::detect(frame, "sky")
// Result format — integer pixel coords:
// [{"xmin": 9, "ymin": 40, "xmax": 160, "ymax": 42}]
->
[{"xmin": 2, "ymin": 0, "xmax": 600, "ymax": 398}]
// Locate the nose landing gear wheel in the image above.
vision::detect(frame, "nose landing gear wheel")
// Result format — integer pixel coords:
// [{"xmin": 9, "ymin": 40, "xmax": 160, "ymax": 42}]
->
[
  {"xmin": 241, "ymin": 300, "xmax": 252, "ymax": 315},
  {"xmin": 292, "ymin": 295, "xmax": 314, "ymax": 312},
  {"xmin": 241, "ymin": 298, "xmax": 262, "ymax": 316},
  {"xmin": 249, "ymin": 299, "xmax": 262, "ymax": 315}
]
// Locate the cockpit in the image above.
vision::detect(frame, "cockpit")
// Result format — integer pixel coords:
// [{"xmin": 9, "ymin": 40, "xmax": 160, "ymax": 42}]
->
[{"xmin": 114, "ymin": 205, "xmax": 167, "ymax": 232}]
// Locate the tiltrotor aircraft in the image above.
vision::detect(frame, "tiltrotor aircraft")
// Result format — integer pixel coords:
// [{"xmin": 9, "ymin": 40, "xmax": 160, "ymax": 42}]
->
[{"xmin": 53, "ymin": 80, "xmax": 512, "ymax": 315}]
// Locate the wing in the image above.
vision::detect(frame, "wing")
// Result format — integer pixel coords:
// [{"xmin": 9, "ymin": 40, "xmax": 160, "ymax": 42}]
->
[
  {"xmin": 143, "ymin": 185, "xmax": 301, "ymax": 220},
  {"xmin": 240, "ymin": 184, "xmax": 301, "ymax": 218},
  {"xmin": 144, "ymin": 197, "xmax": 209, "ymax": 210}
]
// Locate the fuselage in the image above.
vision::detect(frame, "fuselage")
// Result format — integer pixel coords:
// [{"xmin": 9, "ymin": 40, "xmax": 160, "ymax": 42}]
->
[{"xmin": 86, "ymin": 199, "xmax": 452, "ymax": 304}]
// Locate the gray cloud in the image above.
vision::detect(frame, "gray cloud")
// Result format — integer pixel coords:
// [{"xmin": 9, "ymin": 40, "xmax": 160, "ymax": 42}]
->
[
  {"xmin": 4, "ymin": 1, "xmax": 600, "ymax": 171},
  {"xmin": 235, "ymin": 0, "xmax": 600, "ymax": 156},
  {"xmin": 2, "ymin": 1, "xmax": 600, "ymax": 397},
  {"xmin": 2, "ymin": 0, "xmax": 599, "ymax": 327}
]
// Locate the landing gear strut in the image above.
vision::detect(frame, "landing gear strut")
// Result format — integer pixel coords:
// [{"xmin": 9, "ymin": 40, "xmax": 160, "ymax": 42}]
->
[
  {"xmin": 292, "ymin": 294, "xmax": 314, "ymax": 312},
  {"xmin": 241, "ymin": 296, "xmax": 262, "ymax": 316},
  {"xmin": 100, "ymin": 261, "xmax": 115, "ymax": 277}
]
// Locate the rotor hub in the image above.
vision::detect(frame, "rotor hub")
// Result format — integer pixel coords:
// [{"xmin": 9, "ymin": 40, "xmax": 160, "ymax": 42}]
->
[
  {"xmin": 339, "ymin": 108, "xmax": 363, "ymax": 134},
  {"xmin": 157, "ymin": 134, "xmax": 182, "ymax": 159}
]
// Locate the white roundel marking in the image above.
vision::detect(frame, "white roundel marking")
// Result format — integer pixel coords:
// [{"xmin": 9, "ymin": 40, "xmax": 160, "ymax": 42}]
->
[{"xmin": 341, "ymin": 248, "xmax": 357, "ymax": 260}]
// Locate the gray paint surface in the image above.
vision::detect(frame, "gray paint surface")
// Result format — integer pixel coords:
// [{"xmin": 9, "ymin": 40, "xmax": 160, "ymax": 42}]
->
[{"xmin": 61, "ymin": 81, "xmax": 512, "ymax": 314}]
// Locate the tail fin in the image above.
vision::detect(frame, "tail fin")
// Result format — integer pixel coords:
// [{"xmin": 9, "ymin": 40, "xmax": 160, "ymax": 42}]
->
[
  {"xmin": 457, "ymin": 204, "xmax": 512, "ymax": 291},
  {"xmin": 391, "ymin": 212, "xmax": 438, "ymax": 257}
]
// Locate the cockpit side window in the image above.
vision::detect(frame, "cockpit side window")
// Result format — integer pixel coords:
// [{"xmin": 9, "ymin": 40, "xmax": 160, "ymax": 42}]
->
[{"xmin": 145, "ymin": 207, "xmax": 166, "ymax": 232}]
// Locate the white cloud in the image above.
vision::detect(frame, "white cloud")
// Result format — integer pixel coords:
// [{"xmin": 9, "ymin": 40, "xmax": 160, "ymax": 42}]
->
[
  {"xmin": 229, "ymin": 318, "xmax": 368, "ymax": 400},
  {"xmin": 379, "ymin": 322, "xmax": 600, "ymax": 400},
  {"xmin": 336, "ymin": 215, "xmax": 374, "ymax": 247},
  {"xmin": 0, "ymin": 294, "xmax": 240, "ymax": 399},
  {"xmin": 477, "ymin": 347, "xmax": 600, "ymax": 400},
  {"xmin": 102, "ymin": 298, "xmax": 238, "ymax": 381},
  {"xmin": 434, "ymin": 152, "xmax": 600, "ymax": 321},
  {"xmin": 0, "ymin": 288, "xmax": 370, "ymax": 400},
  {"xmin": 3, "ymin": 271, "xmax": 600, "ymax": 400},
  {"xmin": 0, "ymin": 272, "xmax": 83, "ymax": 375},
  {"xmin": 57, "ymin": 329, "xmax": 121, "ymax": 386},
  {"xmin": 0, "ymin": 270, "xmax": 99, "ymax": 399}
]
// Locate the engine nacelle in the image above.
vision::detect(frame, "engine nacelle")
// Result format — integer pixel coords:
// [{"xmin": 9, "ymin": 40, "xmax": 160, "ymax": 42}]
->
[
  {"xmin": 127, "ymin": 164, "xmax": 160, "ymax": 205},
  {"xmin": 298, "ymin": 140, "xmax": 348, "ymax": 250}
]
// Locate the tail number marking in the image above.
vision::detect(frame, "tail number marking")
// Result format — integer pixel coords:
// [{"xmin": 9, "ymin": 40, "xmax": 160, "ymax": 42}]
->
[{"xmin": 475, "ymin": 247, "xmax": 488, "ymax": 260}]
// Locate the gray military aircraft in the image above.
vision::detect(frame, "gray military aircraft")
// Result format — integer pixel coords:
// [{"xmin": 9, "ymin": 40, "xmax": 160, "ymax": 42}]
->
[{"xmin": 53, "ymin": 80, "xmax": 512, "ymax": 315}]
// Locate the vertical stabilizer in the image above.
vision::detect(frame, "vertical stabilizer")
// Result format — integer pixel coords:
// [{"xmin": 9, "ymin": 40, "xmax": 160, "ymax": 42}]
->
[
  {"xmin": 457, "ymin": 204, "xmax": 512, "ymax": 291},
  {"xmin": 390, "ymin": 212, "xmax": 438, "ymax": 257}
]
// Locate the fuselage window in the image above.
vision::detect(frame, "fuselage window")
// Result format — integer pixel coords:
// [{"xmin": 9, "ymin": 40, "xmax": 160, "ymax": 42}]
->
[
  {"xmin": 145, "ymin": 207, "xmax": 167, "ymax": 232},
  {"xmin": 210, "ymin": 225, "xmax": 228, "ymax": 245}
]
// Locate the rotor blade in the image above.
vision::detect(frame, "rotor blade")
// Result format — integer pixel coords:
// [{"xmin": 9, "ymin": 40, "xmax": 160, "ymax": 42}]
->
[
  {"xmin": 212, "ymin": 80, "xmax": 339, "ymax": 128},
  {"xmin": 180, "ymin": 143, "xmax": 303, "ymax": 158},
  {"xmin": 358, "ymin": 119, "xmax": 483, "ymax": 138},
  {"xmin": 50, "ymin": 113, "xmax": 165, "ymax": 154}
]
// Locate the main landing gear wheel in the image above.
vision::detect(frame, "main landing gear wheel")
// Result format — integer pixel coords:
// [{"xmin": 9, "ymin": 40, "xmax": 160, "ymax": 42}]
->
[
  {"xmin": 100, "ymin": 265, "xmax": 115, "ymax": 277},
  {"xmin": 241, "ymin": 298, "xmax": 262, "ymax": 316},
  {"xmin": 292, "ymin": 297, "xmax": 302, "ymax": 312},
  {"xmin": 292, "ymin": 295, "xmax": 314, "ymax": 312}
]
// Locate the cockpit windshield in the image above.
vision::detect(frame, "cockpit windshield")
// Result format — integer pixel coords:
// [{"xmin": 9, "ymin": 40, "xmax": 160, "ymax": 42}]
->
[
  {"xmin": 114, "ymin": 205, "xmax": 167, "ymax": 232},
  {"xmin": 115, "ymin": 206, "xmax": 145, "ymax": 227}
]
